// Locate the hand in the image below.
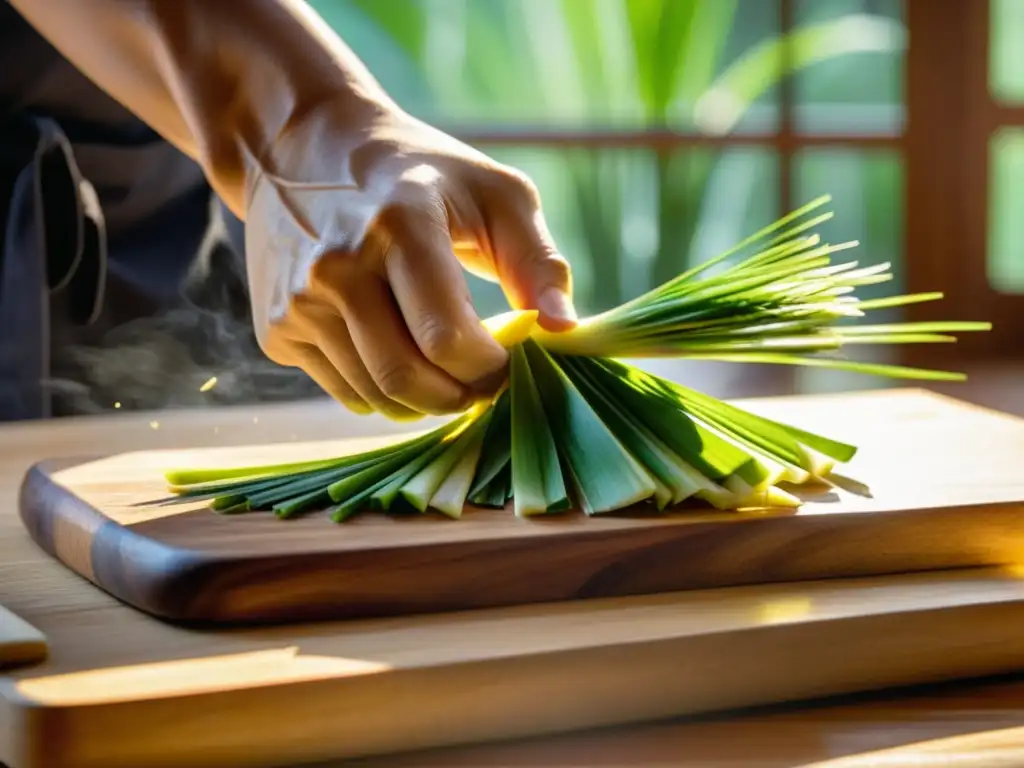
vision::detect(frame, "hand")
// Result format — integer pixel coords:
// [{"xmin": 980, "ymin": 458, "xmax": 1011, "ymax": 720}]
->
[
  {"xmin": 6, "ymin": 0, "xmax": 573, "ymax": 421},
  {"xmin": 243, "ymin": 105, "xmax": 577, "ymax": 422}
]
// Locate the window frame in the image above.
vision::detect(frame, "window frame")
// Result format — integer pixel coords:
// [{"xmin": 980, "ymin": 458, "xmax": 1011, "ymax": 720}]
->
[{"xmin": 445, "ymin": 0, "xmax": 1020, "ymax": 365}]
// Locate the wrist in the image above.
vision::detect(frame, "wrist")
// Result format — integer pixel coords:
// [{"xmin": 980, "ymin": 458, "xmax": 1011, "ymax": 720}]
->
[
  {"xmin": 238, "ymin": 94, "xmax": 397, "ymax": 216},
  {"xmin": 141, "ymin": 0, "xmax": 398, "ymax": 218}
]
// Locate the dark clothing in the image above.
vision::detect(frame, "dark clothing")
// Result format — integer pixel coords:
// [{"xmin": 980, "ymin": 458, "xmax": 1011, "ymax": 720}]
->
[{"xmin": 0, "ymin": 2, "xmax": 245, "ymax": 420}]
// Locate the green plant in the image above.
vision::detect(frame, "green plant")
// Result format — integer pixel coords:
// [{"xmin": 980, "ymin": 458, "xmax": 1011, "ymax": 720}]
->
[
  {"xmin": 160, "ymin": 197, "xmax": 989, "ymax": 522},
  {"xmin": 311, "ymin": 0, "xmax": 906, "ymax": 316}
]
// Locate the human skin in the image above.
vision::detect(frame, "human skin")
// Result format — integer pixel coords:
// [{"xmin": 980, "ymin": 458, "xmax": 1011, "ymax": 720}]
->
[{"xmin": 9, "ymin": 0, "xmax": 578, "ymax": 420}]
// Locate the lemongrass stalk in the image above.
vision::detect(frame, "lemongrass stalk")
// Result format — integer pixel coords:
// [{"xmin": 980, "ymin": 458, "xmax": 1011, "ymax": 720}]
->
[
  {"xmin": 400, "ymin": 410, "xmax": 492, "ymax": 512},
  {"xmin": 161, "ymin": 197, "xmax": 993, "ymax": 523},
  {"xmin": 428, "ymin": 424, "xmax": 489, "ymax": 518},
  {"xmin": 509, "ymin": 344, "xmax": 569, "ymax": 517}
]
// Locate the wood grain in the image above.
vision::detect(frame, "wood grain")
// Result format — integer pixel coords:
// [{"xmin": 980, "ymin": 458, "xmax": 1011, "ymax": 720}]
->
[
  {"xmin": 5, "ymin": 387, "xmax": 1024, "ymax": 768},
  {"xmin": 0, "ymin": 606, "xmax": 46, "ymax": 670},
  {"xmin": 338, "ymin": 672, "xmax": 1024, "ymax": 768},
  {"xmin": 16, "ymin": 389, "xmax": 1024, "ymax": 625},
  {"xmin": 9, "ymin": 567, "xmax": 1024, "ymax": 768}
]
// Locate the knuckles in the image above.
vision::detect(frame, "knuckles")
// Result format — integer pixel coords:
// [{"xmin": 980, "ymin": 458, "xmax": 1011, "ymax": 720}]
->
[
  {"xmin": 538, "ymin": 251, "xmax": 573, "ymax": 287},
  {"xmin": 259, "ymin": 320, "xmax": 304, "ymax": 366},
  {"xmin": 306, "ymin": 250, "xmax": 365, "ymax": 305},
  {"xmin": 487, "ymin": 163, "xmax": 542, "ymax": 211},
  {"xmin": 374, "ymin": 361, "xmax": 418, "ymax": 400},
  {"xmin": 415, "ymin": 313, "xmax": 467, "ymax": 367}
]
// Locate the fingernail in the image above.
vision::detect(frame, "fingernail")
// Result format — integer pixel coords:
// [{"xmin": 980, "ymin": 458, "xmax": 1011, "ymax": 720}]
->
[{"xmin": 538, "ymin": 286, "xmax": 578, "ymax": 326}]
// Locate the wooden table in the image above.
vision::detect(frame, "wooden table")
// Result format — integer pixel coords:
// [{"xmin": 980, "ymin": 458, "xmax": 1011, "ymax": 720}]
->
[{"xmin": 6, "ymin": 382, "xmax": 1024, "ymax": 767}]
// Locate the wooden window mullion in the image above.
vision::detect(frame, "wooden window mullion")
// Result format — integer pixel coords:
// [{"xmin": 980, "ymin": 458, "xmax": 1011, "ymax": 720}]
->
[{"xmin": 903, "ymin": 0, "xmax": 978, "ymax": 365}]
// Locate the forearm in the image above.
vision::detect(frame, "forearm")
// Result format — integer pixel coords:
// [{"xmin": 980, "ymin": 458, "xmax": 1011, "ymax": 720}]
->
[{"xmin": 9, "ymin": 0, "xmax": 395, "ymax": 218}]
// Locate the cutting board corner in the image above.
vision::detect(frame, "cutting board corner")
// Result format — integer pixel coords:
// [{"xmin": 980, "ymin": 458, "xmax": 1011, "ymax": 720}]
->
[{"xmin": 16, "ymin": 387, "xmax": 1024, "ymax": 626}]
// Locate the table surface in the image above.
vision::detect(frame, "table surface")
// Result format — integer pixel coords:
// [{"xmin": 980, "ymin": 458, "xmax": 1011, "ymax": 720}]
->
[{"xmin": 6, "ymin": 381, "xmax": 1024, "ymax": 768}]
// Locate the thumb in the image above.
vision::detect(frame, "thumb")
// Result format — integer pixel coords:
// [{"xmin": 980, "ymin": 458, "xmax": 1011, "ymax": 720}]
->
[{"xmin": 490, "ymin": 203, "xmax": 578, "ymax": 333}]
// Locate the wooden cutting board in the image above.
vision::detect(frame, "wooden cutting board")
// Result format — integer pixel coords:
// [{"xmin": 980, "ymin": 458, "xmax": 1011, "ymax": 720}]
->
[
  {"xmin": 16, "ymin": 389, "xmax": 1024, "ymax": 625},
  {"xmin": 7, "ymin": 566, "xmax": 1024, "ymax": 768},
  {"xmin": 0, "ymin": 606, "xmax": 46, "ymax": 670}
]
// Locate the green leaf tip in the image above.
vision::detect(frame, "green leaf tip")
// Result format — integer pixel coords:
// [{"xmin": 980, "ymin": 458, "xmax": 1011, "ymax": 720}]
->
[{"xmin": 162, "ymin": 198, "xmax": 990, "ymax": 522}]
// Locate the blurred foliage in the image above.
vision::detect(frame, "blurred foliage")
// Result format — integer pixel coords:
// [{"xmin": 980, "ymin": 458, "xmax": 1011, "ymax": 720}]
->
[
  {"xmin": 990, "ymin": 0, "xmax": 1024, "ymax": 105},
  {"xmin": 988, "ymin": 1, "xmax": 1024, "ymax": 296},
  {"xmin": 307, "ymin": 0, "xmax": 906, "ymax": 317},
  {"xmin": 988, "ymin": 129, "xmax": 1024, "ymax": 295}
]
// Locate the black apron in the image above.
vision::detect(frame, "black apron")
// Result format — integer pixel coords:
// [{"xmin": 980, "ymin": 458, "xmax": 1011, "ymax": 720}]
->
[{"xmin": 0, "ymin": 2, "xmax": 247, "ymax": 421}]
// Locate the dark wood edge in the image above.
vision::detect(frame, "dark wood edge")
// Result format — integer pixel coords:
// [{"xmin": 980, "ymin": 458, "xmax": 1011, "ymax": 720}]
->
[
  {"xmin": 16, "ymin": 452, "xmax": 1024, "ymax": 628},
  {"xmin": 8, "ymin": 598, "xmax": 1024, "ymax": 768},
  {"xmin": 17, "ymin": 460, "xmax": 216, "ymax": 624}
]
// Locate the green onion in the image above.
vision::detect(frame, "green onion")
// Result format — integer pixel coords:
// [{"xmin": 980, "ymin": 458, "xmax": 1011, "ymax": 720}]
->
[{"xmin": 160, "ymin": 196, "xmax": 991, "ymax": 521}]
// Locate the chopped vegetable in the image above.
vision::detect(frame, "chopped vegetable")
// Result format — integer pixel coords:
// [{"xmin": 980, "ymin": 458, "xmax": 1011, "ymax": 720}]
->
[{"xmin": 161, "ymin": 196, "xmax": 990, "ymax": 521}]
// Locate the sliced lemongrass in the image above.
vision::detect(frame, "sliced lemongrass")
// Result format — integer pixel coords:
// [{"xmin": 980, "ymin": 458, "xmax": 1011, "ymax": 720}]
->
[
  {"xmin": 524, "ymin": 341, "xmax": 658, "ymax": 515},
  {"xmin": 368, "ymin": 443, "xmax": 452, "ymax": 512},
  {"xmin": 252, "ymin": 460, "xmax": 380, "ymax": 509},
  {"xmin": 853, "ymin": 291, "xmax": 944, "ymax": 310},
  {"xmin": 165, "ymin": 457, "xmax": 347, "ymax": 488},
  {"xmin": 470, "ymin": 461, "xmax": 512, "ymax": 509},
  {"xmin": 330, "ymin": 468, "xmax": 408, "ymax": 523},
  {"xmin": 484, "ymin": 309, "xmax": 539, "ymax": 348},
  {"xmin": 564, "ymin": 363, "xmax": 742, "ymax": 509},
  {"xmin": 467, "ymin": 390, "xmax": 512, "ymax": 497},
  {"xmin": 723, "ymin": 475, "xmax": 758, "ymax": 499},
  {"xmin": 509, "ymin": 343, "xmax": 570, "ymax": 517},
  {"xmin": 370, "ymin": 411, "xmax": 483, "ymax": 511},
  {"xmin": 737, "ymin": 485, "xmax": 803, "ymax": 509},
  {"xmin": 162, "ymin": 196, "xmax": 991, "ymax": 522},
  {"xmin": 325, "ymin": 436, "xmax": 441, "ymax": 504},
  {"xmin": 273, "ymin": 486, "xmax": 336, "ymax": 519},
  {"xmin": 660, "ymin": 389, "xmax": 826, "ymax": 479},
  {"xmin": 832, "ymin": 321, "xmax": 993, "ymax": 335},
  {"xmin": 593, "ymin": 359, "xmax": 814, "ymax": 477},
  {"xmin": 469, "ymin": 459, "xmax": 510, "ymax": 508},
  {"xmin": 161, "ymin": 468, "xmax": 327, "ymax": 503},
  {"xmin": 560, "ymin": 358, "xmax": 694, "ymax": 509},
  {"xmin": 325, "ymin": 420, "xmax": 477, "ymax": 523},
  {"xmin": 428, "ymin": 423, "xmax": 489, "ymax": 519},
  {"xmin": 672, "ymin": 352, "xmax": 973, "ymax": 381},
  {"xmin": 400, "ymin": 410, "xmax": 492, "ymax": 513},
  {"xmin": 665, "ymin": 397, "xmax": 839, "ymax": 483}
]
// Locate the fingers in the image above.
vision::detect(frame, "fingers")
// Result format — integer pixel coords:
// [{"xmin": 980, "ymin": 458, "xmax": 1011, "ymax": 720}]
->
[
  {"xmin": 261, "ymin": 162, "xmax": 571, "ymax": 421},
  {"xmin": 301, "ymin": 307, "xmax": 421, "ymax": 421},
  {"xmin": 485, "ymin": 170, "xmax": 578, "ymax": 332},
  {"xmin": 270, "ymin": 337, "xmax": 373, "ymax": 416},
  {"xmin": 328, "ymin": 269, "xmax": 474, "ymax": 416},
  {"xmin": 380, "ymin": 202, "xmax": 509, "ymax": 390},
  {"xmin": 264, "ymin": 325, "xmax": 376, "ymax": 417},
  {"xmin": 277, "ymin": 201, "xmax": 501, "ymax": 420}
]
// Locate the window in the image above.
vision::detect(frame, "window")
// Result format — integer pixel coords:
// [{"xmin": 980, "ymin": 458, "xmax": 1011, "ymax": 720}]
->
[
  {"xmin": 310, "ymin": 0, "xmax": 1021, "ymax": 393},
  {"xmin": 989, "ymin": 0, "xmax": 1024, "ymax": 295},
  {"xmin": 902, "ymin": 0, "xmax": 1024, "ymax": 363}
]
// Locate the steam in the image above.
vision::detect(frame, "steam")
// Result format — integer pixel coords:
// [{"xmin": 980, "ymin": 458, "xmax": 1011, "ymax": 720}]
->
[{"xmin": 45, "ymin": 195, "xmax": 322, "ymax": 417}]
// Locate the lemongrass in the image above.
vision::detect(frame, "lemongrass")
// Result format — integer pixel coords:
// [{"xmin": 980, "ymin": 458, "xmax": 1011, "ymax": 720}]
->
[
  {"xmin": 159, "ymin": 196, "xmax": 991, "ymax": 522},
  {"xmin": 509, "ymin": 343, "xmax": 570, "ymax": 516}
]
